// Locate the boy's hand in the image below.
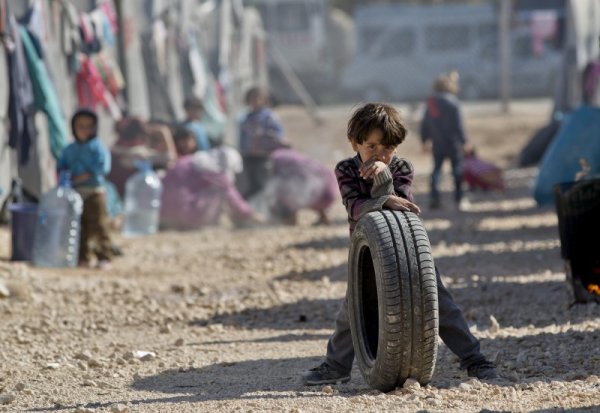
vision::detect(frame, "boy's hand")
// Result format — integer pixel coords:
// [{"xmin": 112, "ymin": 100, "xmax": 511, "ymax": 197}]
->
[
  {"xmin": 384, "ymin": 195, "xmax": 421, "ymax": 215},
  {"xmin": 360, "ymin": 157, "xmax": 387, "ymax": 180}
]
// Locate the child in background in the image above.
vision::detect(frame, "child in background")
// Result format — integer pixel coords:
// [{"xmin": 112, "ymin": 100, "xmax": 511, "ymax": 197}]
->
[
  {"xmin": 238, "ymin": 86, "xmax": 288, "ymax": 199},
  {"xmin": 161, "ymin": 128, "xmax": 262, "ymax": 230},
  {"xmin": 462, "ymin": 146, "xmax": 505, "ymax": 192},
  {"xmin": 421, "ymin": 71, "xmax": 468, "ymax": 209},
  {"xmin": 267, "ymin": 148, "xmax": 338, "ymax": 225},
  {"xmin": 302, "ymin": 103, "xmax": 498, "ymax": 385},
  {"xmin": 57, "ymin": 108, "xmax": 113, "ymax": 269},
  {"xmin": 182, "ymin": 96, "xmax": 210, "ymax": 152}
]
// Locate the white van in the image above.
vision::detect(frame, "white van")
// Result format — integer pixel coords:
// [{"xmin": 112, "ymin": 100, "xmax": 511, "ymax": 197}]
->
[{"xmin": 341, "ymin": 3, "xmax": 562, "ymax": 102}]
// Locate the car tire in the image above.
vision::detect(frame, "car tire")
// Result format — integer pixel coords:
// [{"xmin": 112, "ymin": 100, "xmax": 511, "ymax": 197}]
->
[{"xmin": 348, "ymin": 210, "xmax": 439, "ymax": 392}]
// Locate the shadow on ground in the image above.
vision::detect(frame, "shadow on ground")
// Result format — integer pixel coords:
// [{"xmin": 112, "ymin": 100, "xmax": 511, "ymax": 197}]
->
[{"xmin": 190, "ymin": 298, "xmax": 340, "ymax": 330}]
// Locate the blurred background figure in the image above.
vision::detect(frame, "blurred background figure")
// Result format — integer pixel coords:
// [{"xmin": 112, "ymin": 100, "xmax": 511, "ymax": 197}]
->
[
  {"xmin": 463, "ymin": 146, "xmax": 505, "ymax": 192},
  {"xmin": 108, "ymin": 117, "xmax": 176, "ymax": 198},
  {"xmin": 263, "ymin": 148, "xmax": 339, "ymax": 226},
  {"xmin": 160, "ymin": 141, "xmax": 262, "ymax": 231},
  {"xmin": 420, "ymin": 70, "xmax": 469, "ymax": 210},
  {"xmin": 238, "ymin": 86, "xmax": 288, "ymax": 200},
  {"xmin": 181, "ymin": 96, "xmax": 211, "ymax": 152}
]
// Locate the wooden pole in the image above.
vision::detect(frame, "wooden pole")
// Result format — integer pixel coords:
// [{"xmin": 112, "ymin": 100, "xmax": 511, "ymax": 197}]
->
[{"xmin": 499, "ymin": 0, "xmax": 511, "ymax": 113}]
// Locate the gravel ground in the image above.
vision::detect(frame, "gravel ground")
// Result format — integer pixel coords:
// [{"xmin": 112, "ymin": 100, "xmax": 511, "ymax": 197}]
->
[{"xmin": 2, "ymin": 100, "xmax": 600, "ymax": 413}]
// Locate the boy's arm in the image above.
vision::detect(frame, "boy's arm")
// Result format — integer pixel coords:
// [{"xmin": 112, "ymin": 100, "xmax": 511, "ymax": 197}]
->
[
  {"xmin": 337, "ymin": 161, "xmax": 391, "ymax": 221},
  {"xmin": 392, "ymin": 159, "xmax": 415, "ymax": 202}
]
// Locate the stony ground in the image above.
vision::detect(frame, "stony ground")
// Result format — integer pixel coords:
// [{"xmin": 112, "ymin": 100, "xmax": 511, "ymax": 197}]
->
[{"xmin": 2, "ymin": 100, "xmax": 600, "ymax": 413}]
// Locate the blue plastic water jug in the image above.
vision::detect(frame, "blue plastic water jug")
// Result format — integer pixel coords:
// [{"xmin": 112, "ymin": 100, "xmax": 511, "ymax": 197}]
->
[
  {"xmin": 122, "ymin": 161, "xmax": 163, "ymax": 237},
  {"xmin": 32, "ymin": 172, "xmax": 83, "ymax": 267}
]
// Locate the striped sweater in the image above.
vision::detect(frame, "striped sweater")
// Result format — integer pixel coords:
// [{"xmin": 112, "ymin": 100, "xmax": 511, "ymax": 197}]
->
[{"xmin": 335, "ymin": 155, "xmax": 414, "ymax": 234}]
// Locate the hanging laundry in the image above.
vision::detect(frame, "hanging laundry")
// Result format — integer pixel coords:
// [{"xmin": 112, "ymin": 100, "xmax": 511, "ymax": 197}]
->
[
  {"xmin": 76, "ymin": 55, "xmax": 121, "ymax": 119},
  {"xmin": 19, "ymin": 26, "xmax": 68, "ymax": 161},
  {"xmin": 6, "ymin": 15, "xmax": 37, "ymax": 165},
  {"xmin": 59, "ymin": 0, "xmax": 81, "ymax": 73},
  {"xmin": 141, "ymin": 30, "xmax": 176, "ymax": 122}
]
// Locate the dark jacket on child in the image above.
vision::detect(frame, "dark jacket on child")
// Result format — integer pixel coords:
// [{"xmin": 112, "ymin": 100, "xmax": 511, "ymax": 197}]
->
[{"xmin": 335, "ymin": 155, "xmax": 413, "ymax": 234}]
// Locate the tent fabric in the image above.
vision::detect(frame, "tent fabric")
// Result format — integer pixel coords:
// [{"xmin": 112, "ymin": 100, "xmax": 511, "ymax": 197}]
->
[
  {"xmin": 533, "ymin": 105, "xmax": 600, "ymax": 206},
  {"xmin": 0, "ymin": 33, "xmax": 11, "ymax": 206},
  {"xmin": 518, "ymin": 119, "xmax": 561, "ymax": 167},
  {"xmin": 554, "ymin": 0, "xmax": 600, "ymax": 112}
]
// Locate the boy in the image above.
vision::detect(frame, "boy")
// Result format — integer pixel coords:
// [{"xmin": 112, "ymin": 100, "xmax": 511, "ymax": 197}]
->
[
  {"xmin": 302, "ymin": 103, "xmax": 497, "ymax": 385},
  {"xmin": 420, "ymin": 71, "xmax": 469, "ymax": 210},
  {"xmin": 58, "ymin": 108, "xmax": 113, "ymax": 269},
  {"xmin": 238, "ymin": 86, "xmax": 287, "ymax": 199}
]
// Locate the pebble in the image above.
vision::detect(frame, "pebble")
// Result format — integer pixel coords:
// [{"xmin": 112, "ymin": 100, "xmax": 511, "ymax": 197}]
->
[
  {"xmin": 322, "ymin": 385, "xmax": 333, "ymax": 395},
  {"xmin": 0, "ymin": 393, "xmax": 15, "ymax": 405},
  {"xmin": 82, "ymin": 380, "xmax": 97, "ymax": 387},
  {"xmin": 45, "ymin": 363, "xmax": 60, "ymax": 370},
  {"xmin": 0, "ymin": 282, "xmax": 10, "ymax": 298},
  {"xmin": 110, "ymin": 404, "xmax": 129, "ymax": 413},
  {"xmin": 489, "ymin": 315, "xmax": 500, "ymax": 334},
  {"xmin": 403, "ymin": 378, "xmax": 421, "ymax": 391},
  {"xmin": 174, "ymin": 338, "xmax": 185, "ymax": 347},
  {"xmin": 458, "ymin": 383, "xmax": 472, "ymax": 391},
  {"xmin": 14, "ymin": 383, "xmax": 25, "ymax": 392}
]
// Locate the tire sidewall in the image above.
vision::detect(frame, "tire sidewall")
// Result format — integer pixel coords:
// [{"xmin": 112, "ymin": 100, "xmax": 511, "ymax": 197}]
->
[{"xmin": 348, "ymin": 216, "xmax": 391, "ymax": 388}]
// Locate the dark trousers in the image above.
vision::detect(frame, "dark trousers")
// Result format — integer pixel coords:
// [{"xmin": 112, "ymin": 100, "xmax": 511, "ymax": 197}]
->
[
  {"xmin": 431, "ymin": 149, "xmax": 463, "ymax": 204},
  {"xmin": 325, "ymin": 267, "xmax": 484, "ymax": 373},
  {"xmin": 240, "ymin": 156, "xmax": 271, "ymax": 200},
  {"xmin": 79, "ymin": 192, "xmax": 113, "ymax": 262}
]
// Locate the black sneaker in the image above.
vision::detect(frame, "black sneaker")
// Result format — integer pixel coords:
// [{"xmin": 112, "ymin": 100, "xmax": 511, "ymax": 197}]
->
[
  {"xmin": 301, "ymin": 362, "xmax": 350, "ymax": 386},
  {"xmin": 467, "ymin": 360, "xmax": 498, "ymax": 380}
]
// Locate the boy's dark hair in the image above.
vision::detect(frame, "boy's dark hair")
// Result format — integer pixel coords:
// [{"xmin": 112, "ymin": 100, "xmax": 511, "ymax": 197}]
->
[
  {"xmin": 183, "ymin": 96, "xmax": 204, "ymax": 111},
  {"xmin": 173, "ymin": 127, "xmax": 195, "ymax": 142},
  {"xmin": 244, "ymin": 86, "xmax": 268, "ymax": 105},
  {"xmin": 71, "ymin": 107, "xmax": 98, "ymax": 138},
  {"xmin": 347, "ymin": 103, "xmax": 407, "ymax": 145}
]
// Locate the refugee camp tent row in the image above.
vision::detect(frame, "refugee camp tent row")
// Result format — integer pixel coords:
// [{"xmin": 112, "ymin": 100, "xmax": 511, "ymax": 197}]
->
[
  {"xmin": 1, "ymin": 0, "xmax": 269, "ymax": 208},
  {"xmin": 1, "ymin": 0, "xmax": 123, "ymax": 207}
]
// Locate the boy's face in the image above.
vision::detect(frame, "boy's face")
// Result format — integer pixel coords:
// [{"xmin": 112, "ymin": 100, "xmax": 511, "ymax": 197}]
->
[
  {"xmin": 186, "ymin": 106, "xmax": 202, "ymax": 120},
  {"xmin": 351, "ymin": 129, "xmax": 398, "ymax": 165},
  {"xmin": 176, "ymin": 136, "xmax": 198, "ymax": 156},
  {"xmin": 74, "ymin": 116, "xmax": 96, "ymax": 142}
]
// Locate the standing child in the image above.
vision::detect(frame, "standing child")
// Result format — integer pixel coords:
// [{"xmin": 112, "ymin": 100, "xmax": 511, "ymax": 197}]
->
[
  {"xmin": 238, "ymin": 86, "xmax": 287, "ymax": 199},
  {"xmin": 182, "ymin": 96, "xmax": 210, "ymax": 152},
  {"xmin": 420, "ymin": 71, "xmax": 469, "ymax": 210},
  {"xmin": 302, "ymin": 103, "xmax": 498, "ymax": 385},
  {"xmin": 58, "ymin": 108, "xmax": 113, "ymax": 269}
]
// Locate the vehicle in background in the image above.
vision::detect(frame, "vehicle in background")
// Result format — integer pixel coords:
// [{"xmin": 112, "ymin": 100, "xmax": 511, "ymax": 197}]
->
[
  {"xmin": 243, "ymin": 0, "xmax": 354, "ymax": 103},
  {"xmin": 341, "ymin": 3, "xmax": 563, "ymax": 102}
]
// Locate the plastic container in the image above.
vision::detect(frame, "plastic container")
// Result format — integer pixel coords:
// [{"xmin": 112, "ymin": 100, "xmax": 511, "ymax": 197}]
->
[
  {"xmin": 32, "ymin": 173, "xmax": 83, "ymax": 268},
  {"xmin": 9, "ymin": 203, "xmax": 38, "ymax": 261},
  {"xmin": 554, "ymin": 178, "xmax": 600, "ymax": 303},
  {"xmin": 122, "ymin": 161, "xmax": 163, "ymax": 237}
]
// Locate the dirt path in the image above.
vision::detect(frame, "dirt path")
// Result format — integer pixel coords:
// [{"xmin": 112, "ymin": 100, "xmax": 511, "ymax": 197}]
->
[{"xmin": 2, "ymin": 100, "xmax": 600, "ymax": 412}]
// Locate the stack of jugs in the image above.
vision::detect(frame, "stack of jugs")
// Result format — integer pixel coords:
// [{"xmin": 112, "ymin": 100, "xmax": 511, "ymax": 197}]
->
[
  {"xmin": 32, "ymin": 172, "xmax": 83, "ymax": 267},
  {"xmin": 122, "ymin": 160, "xmax": 163, "ymax": 237}
]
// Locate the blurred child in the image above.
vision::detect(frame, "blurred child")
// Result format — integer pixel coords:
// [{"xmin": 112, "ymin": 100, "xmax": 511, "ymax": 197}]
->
[
  {"xmin": 182, "ymin": 96, "xmax": 210, "ymax": 151},
  {"xmin": 302, "ymin": 103, "xmax": 498, "ymax": 385},
  {"xmin": 267, "ymin": 148, "xmax": 338, "ymax": 225},
  {"xmin": 463, "ymin": 146, "xmax": 505, "ymax": 191},
  {"xmin": 161, "ymin": 129, "xmax": 262, "ymax": 230},
  {"xmin": 57, "ymin": 108, "xmax": 113, "ymax": 269},
  {"xmin": 238, "ymin": 86, "xmax": 288, "ymax": 199},
  {"xmin": 420, "ymin": 70, "xmax": 469, "ymax": 209}
]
